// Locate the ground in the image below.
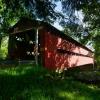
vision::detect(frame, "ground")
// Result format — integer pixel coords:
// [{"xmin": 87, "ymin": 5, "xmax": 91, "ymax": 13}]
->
[{"xmin": 0, "ymin": 64, "xmax": 100, "ymax": 100}]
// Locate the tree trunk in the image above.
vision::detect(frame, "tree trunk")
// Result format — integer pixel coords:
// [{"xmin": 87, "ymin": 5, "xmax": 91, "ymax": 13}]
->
[{"xmin": 0, "ymin": 35, "xmax": 2, "ymax": 49}]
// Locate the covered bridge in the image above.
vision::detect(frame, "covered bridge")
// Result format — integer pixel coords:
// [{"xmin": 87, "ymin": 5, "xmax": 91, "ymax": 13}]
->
[{"xmin": 8, "ymin": 18, "xmax": 94, "ymax": 70}]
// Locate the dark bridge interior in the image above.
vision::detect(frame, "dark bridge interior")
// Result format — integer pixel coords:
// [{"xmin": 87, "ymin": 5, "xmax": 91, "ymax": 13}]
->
[{"xmin": 10, "ymin": 29, "xmax": 38, "ymax": 60}]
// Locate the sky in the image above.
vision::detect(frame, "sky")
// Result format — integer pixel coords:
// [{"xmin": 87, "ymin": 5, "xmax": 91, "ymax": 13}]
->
[
  {"xmin": 53, "ymin": 1, "xmax": 84, "ymax": 31},
  {"xmin": 53, "ymin": 1, "xmax": 63, "ymax": 30}
]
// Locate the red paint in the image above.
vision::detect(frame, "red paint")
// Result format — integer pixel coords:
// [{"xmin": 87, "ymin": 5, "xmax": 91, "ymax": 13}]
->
[{"xmin": 41, "ymin": 30, "xmax": 94, "ymax": 70}]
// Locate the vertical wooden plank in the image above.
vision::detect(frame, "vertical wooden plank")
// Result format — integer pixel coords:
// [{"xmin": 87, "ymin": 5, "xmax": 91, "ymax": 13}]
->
[{"xmin": 35, "ymin": 28, "xmax": 38, "ymax": 65}]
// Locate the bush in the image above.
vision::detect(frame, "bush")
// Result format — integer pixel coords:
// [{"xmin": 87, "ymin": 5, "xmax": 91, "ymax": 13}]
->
[{"xmin": 0, "ymin": 36, "xmax": 8, "ymax": 59}]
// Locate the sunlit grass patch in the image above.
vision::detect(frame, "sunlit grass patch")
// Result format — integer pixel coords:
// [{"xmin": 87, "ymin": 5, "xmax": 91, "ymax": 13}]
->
[
  {"xmin": 0, "ymin": 65, "xmax": 32, "ymax": 76},
  {"xmin": 58, "ymin": 91, "xmax": 86, "ymax": 100},
  {"xmin": 0, "ymin": 64, "xmax": 47, "ymax": 76},
  {"xmin": 88, "ymin": 85, "xmax": 98, "ymax": 90}
]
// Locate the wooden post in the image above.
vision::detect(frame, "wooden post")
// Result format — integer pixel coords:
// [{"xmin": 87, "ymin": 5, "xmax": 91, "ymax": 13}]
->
[
  {"xmin": 35, "ymin": 28, "xmax": 39, "ymax": 65},
  {"xmin": 93, "ymin": 53, "xmax": 95, "ymax": 70}
]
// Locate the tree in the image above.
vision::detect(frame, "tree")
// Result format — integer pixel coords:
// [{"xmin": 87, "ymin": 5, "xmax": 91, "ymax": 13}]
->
[
  {"xmin": 79, "ymin": 0, "xmax": 100, "ymax": 66},
  {"xmin": 0, "ymin": 0, "xmax": 63, "ymax": 30},
  {"xmin": 63, "ymin": 22, "xmax": 83, "ymax": 40}
]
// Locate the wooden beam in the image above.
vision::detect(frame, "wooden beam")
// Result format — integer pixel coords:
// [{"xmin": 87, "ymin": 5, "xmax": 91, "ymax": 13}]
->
[{"xmin": 35, "ymin": 28, "xmax": 39, "ymax": 65}]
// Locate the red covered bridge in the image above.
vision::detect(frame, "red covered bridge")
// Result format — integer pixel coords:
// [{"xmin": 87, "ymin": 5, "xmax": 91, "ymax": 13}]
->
[{"xmin": 8, "ymin": 18, "xmax": 94, "ymax": 71}]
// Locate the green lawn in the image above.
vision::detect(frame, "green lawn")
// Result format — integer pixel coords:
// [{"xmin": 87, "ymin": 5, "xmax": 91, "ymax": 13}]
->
[{"xmin": 0, "ymin": 65, "xmax": 100, "ymax": 100}]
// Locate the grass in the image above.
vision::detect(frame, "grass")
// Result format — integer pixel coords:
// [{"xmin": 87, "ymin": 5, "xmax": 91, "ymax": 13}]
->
[{"xmin": 0, "ymin": 64, "xmax": 100, "ymax": 100}]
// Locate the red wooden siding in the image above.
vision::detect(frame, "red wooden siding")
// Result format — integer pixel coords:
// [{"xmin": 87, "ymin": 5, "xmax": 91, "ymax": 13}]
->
[
  {"xmin": 43, "ymin": 30, "xmax": 94, "ymax": 70},
  {"xmin": 8, "ymin": 18, "xmax": 94, "ymax": 71}
]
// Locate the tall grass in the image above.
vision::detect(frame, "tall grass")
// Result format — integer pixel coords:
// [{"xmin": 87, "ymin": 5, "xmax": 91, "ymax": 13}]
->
[{"xmin": 0, "ymin": 64, "xmax": 100, "ymax": 100}]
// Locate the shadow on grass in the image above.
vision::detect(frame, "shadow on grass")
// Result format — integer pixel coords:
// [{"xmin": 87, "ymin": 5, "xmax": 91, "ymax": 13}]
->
[{"xmin": 0, "ymin": 65, "xmax": 100, "ymax": 100}]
